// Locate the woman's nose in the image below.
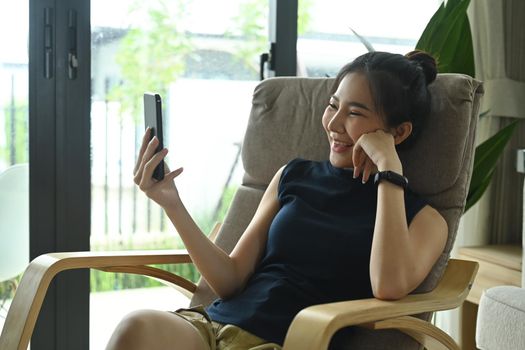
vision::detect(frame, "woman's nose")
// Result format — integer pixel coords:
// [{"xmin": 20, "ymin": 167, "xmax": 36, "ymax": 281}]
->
[{"xmin": 327, "ymin": 111, "xmax": 345, "ymax": 134}]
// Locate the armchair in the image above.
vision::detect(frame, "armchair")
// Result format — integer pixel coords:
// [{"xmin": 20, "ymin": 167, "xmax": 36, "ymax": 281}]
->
[{"xmin": 0, "ymin": 73, "xmax": 483, "ymax": 350}]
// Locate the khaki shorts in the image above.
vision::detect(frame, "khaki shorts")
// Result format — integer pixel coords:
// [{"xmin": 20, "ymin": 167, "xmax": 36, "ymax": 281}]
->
[{"xmin": 171, "ymin": 305, "xmax": 282, "ymax": 350}]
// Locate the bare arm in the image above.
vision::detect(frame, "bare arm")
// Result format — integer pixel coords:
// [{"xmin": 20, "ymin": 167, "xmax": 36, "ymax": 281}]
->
[
  {"xmin": 164, "ymin": 167, "xmax": 282, "ymax": 299},
  {"xmin": 370, "ymin": 179, "xmax": 447, "ymax": 300},
  {"xmin": 134, "ymin": 129, "xmax": 282, "ymax": 299},
  {"xmin": 352, "ymin": 129, "xmax": 447, "ymax": 300}
]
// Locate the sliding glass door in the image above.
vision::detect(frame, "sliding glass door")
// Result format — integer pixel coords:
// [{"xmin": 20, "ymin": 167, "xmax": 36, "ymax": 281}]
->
[
  {"xmin": 90, "ymin": 1, "xmax": 267, "ymax": 347},
  {"xmin": 19, "ymin": 1, "xmax": 294, "ymax": 348}
]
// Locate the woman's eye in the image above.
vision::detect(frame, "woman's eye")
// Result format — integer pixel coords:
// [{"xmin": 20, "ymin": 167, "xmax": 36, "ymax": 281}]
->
[
  {"xmin": 328, "ymin": 103, "xmax": 338, "ymax": 110},
  {"xmin": 349, "ymin": 111, "xmax": 362, "ymax": 116}
]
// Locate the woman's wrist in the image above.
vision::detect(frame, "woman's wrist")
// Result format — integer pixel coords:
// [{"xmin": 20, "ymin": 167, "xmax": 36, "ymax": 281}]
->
[
  {"xmin": 377, "ymin": 158, "xmax": 403, "ymax": 174},
  {"xmin": 161, "ymin": 196, "xmax": 183, "ymax": 216}
]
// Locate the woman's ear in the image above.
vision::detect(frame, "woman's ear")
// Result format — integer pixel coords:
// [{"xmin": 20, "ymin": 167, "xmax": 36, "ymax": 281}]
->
[{"xmin": 392, "ymin": 122, "xmax": 413, "ymax": 145}]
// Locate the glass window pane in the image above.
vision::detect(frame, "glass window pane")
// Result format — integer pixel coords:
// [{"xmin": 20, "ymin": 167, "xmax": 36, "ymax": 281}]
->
[
  {"xmin": 0, "ymin": 0, "xmax": 29, "ymax": 335},
  {"xmin": 298, "ymin": 0, "xmax": 442, "ymax": 77},
  {"xmin": 90, "ymin": 1, "xmax": 267, "ymax": 348}
]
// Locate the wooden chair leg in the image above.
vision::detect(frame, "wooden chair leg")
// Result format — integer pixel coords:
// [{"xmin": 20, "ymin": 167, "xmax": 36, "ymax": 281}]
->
[{"xmin": 363, "ymin": 316, "xmax": 459, "ymax": 350}]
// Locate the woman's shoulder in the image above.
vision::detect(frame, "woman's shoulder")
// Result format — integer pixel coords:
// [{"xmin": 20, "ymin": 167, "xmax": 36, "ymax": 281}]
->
[
  {"xmin": 282, "ymin": 158, "xmax": 326, "ymax": 176},
  {"xmin": 278, "ymin": 158, "xmax": 326, "ymax": 186}
]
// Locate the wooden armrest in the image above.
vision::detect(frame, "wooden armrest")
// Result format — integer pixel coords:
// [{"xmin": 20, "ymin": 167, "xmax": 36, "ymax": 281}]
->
[
  {"xmin": 0, "ymin": 249, "xmax": 193, "ymax": 350},
  {"xmin": 282, "ymin": 259, "xmax": 478, "ymax": 350}
]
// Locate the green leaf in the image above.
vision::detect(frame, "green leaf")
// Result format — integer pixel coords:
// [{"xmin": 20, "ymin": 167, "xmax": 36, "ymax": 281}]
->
[
  {"xmin": 416, "ymin": 2, "xmax": 446, "ymax": 50},
  {"xmin": 465, "ymin": 169, "xmax": 494, "ymax": 212},
  {"xmin": 447, "ymin": 16, "xmax": 475, "ymax": 76},
  {"xmin": 350, "ymin": 28, "xmax": 375, "ymax": 52},
  {"xmin": 431, "ymin": 4, "xmax": 468, "ymax": 58},
  {"xmin": 479, "ymin": 109, "xmax": 491, "ymax": 119},
  {"xmin": 465, "ymin": 121, "xmax": 519, "ymax": 212},
  {"xmin": 416, "ymin": 0, "xmax": 464, "ymax": 52},
  {"xmin": 416, "ymin": 0, "xmax": 474, "ymax": 76}
]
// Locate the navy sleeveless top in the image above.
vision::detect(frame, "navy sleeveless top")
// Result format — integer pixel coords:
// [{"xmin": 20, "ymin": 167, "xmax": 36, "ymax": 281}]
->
[{"xmin": 206, "ymin": 158, "xmax": 427, "ymax": 345}]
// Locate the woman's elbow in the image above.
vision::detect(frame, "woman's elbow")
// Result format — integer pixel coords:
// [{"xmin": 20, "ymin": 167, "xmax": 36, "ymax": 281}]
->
[{"xmin": 371, "ymin": 280, "xmax": 410, "ymax": 300}]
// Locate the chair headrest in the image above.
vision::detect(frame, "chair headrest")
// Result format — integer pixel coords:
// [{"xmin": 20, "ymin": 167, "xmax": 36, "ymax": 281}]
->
[{"xmin": 242, "ymin": 74, "xmax": 484, "ymax": 212}]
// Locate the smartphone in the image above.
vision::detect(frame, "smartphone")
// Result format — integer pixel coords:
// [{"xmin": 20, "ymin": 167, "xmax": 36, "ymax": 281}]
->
[{"xmin": 143, "ymin": 92, "xmax": 165, "ymax": 181}]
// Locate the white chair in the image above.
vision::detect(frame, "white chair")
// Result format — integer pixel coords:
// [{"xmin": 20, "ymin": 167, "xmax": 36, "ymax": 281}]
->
[{"xmin": 0, "ymin": 164, "xmax": 29, "ymax": 282}]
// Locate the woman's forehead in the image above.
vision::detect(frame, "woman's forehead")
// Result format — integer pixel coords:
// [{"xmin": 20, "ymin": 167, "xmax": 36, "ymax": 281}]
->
[{"xmin": 334, "ymin": 73, "xmax": 375, "ymax": 109}]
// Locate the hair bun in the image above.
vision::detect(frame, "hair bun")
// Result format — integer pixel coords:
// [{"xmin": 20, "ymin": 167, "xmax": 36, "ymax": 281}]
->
[{"xmin": 405, "ymin": 50, "xmax": 437, "ymax": 84}]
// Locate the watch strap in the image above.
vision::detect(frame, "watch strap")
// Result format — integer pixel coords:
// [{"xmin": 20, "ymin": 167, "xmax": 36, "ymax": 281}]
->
[{"xmin": 373, "ymin": 170, "xmax": 408, "ymax": 189}]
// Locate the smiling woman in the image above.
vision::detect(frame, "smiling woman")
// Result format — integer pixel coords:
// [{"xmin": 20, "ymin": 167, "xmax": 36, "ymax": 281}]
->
[
  {"xmin": 103, "ymin": 50, "xmax": 448, "ymax": 350},
  {"xmin": 323, "ymin": 51, "xmax": 435, "ymax": 176}
]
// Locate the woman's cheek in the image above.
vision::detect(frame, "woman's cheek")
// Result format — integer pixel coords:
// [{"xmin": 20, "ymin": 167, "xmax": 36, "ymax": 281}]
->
[{"xmin": 321, "ymin": 113, "xmax": 331, "ymax": 131}]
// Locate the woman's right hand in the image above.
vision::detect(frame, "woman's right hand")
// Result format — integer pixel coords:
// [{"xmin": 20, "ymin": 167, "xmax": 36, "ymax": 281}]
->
[{"xmin": 133, "ymin": 128, "xmax": 184, "ymax": 210}]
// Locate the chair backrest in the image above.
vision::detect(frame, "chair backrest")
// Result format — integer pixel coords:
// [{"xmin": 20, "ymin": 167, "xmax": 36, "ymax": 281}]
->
[{"xmin": 190, "ymin": 74, "xmax": 483, "ymax": 349}]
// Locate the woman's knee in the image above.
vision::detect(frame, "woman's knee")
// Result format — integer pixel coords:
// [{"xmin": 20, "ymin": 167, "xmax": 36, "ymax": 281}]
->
[
  {"xmin": 106, "ymin": 310, "xmax": 154, "ymax": 349},
  {"xmin": 106, "ymin": 309, "xmax": 207, "ymax": 350}
]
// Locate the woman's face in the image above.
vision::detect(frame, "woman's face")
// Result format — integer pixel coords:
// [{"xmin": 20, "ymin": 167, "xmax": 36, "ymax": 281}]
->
[{"xmin": 322, "ymin": 72, "xmax": 387, "ymax": 169}]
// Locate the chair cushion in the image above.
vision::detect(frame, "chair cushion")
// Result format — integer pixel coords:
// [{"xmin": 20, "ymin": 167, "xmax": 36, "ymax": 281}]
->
[
  {"xmin": 476, "ymin": 286, "xmax": 525, "ymax": 350},
  {"xmin": 242, "ymin": 77, "xmax": 333, "ymax": 187}
]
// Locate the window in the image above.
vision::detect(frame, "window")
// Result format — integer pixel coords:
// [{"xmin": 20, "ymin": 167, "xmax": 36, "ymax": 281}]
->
[
  {"xmin": 0, "ymin": 0, "xmax": 29, "ymax": 335},
  {"xmin": 298, "ymin": 0, "xmax": 442, "ymax": 77},
  {"xmin": 90, "ymin": 1, "xmax": 267, "ymax": 347}
]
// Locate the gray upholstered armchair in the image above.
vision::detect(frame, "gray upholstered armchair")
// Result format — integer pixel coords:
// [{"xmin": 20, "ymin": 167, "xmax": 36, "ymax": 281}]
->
[{"xmin": 0, "ymin": 73, "xmax": 483, "ymax": 350}]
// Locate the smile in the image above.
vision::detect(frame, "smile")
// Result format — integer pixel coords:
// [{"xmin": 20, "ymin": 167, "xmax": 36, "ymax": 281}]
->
[{"xmin": 331, "ymin": 140, "xmax": 353, "ymax": 153}]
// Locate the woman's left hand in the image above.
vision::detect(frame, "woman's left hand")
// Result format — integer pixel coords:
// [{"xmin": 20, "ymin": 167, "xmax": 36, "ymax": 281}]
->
[{"xmin": 352, "ymin": 129, "xmax": 402, "ymax": 183}]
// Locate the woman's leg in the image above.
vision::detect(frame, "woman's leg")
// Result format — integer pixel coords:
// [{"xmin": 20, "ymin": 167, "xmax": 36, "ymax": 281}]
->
[{"xmin": 106, "ymin": 309, "xmax": 209, "ymax": 350}]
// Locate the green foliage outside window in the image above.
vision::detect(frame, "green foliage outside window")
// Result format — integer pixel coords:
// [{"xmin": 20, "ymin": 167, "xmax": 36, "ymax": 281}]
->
[
  {"xmin": 90, "ymin": 234, "xmax": 200, "ymax": 292},
  {"xmin": 90, "ymin": 185, "xmax": 237, "ymax": 292},
  {"xmin": 89, "ymin": 0, "xmax": 309, "ymax": 292},
  {"xmin": 227, "ymin": 0, "xmax": 313, "ymax": 72},
  {"xmin": 1, "ymin": 101, "xmax": 28, "ymax": 165},
  {"xmin": 109, "ymin": 0, "xmax": 194, "ymax": 122}
]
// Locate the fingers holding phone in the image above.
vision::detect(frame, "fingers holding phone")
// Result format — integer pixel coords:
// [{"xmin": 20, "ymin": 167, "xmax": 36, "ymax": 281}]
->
[
  {"xmin": 133, "ymin": 128, "xmax": 184, "ymax": 209},
  {"xmin": 134, "ymin": 92, "xmax": 185, "ymax": 210},
  {"xmin": 133, "ymin": 127, "xmax": 151, "ymax": 176},
  {"xmin": 134, "ymin": 132, "xmax": 164, "ymax": 184}
]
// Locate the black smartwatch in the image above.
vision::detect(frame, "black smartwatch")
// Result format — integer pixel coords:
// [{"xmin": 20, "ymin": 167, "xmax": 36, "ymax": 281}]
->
[{"xmin": 373, "ymin": 171, "xmax": 408, "ymax": 189}]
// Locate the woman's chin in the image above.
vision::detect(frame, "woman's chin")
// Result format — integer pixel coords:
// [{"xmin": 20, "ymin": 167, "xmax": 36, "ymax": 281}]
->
[{"xmin": 329, "ymin": 155, "xmax": 353, "ymax": 169}]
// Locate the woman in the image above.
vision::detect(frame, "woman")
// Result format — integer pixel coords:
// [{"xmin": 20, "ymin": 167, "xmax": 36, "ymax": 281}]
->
[{"xmin": 106, "ymin": 51, "xmax": 448, "ymax": 350}]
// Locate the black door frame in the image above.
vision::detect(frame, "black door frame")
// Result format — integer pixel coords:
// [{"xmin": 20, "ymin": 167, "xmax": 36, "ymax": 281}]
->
[
  {"xmin": 269, "ymin": 0, "xmax": 298, "ymax": 77},
  {"xmin": 29, "ymin": 0, "xmax": 91, "ymax": 348}
]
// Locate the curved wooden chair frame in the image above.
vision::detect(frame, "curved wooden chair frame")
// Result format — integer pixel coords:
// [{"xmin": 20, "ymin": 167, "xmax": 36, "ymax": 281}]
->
[{"xmin": 0, "ymin": 237, "xmax": 477, "ymax": 350}]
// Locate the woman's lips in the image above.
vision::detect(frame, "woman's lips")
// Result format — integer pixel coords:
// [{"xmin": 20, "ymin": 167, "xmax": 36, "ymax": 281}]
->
[{"xmin": 331, "ymin": 140, "xmax": 353, "ymax": 153}]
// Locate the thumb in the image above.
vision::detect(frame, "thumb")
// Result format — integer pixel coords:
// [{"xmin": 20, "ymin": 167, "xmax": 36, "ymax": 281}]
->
[{"xmin": 164, "ymin": 167, "xmax": 183, "ymax": 182}]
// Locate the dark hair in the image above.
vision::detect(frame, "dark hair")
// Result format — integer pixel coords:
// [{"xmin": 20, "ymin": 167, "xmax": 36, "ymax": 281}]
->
[{"xmin": 332, "ymin": 50, "xmax": 437, "ymax": 149}]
